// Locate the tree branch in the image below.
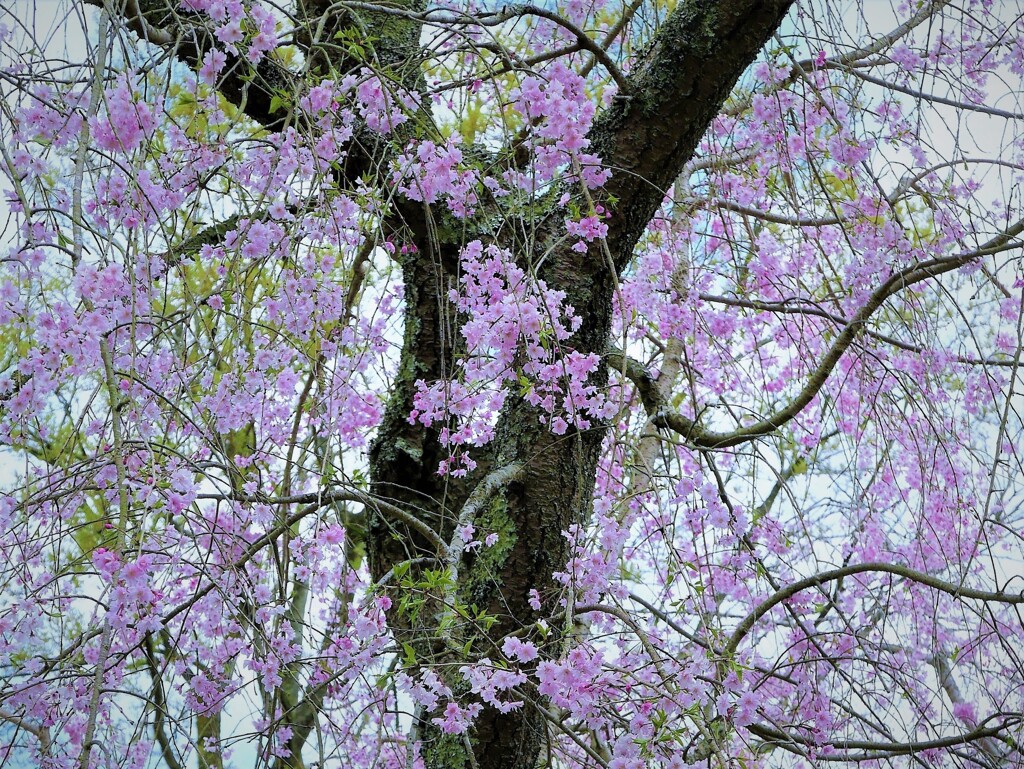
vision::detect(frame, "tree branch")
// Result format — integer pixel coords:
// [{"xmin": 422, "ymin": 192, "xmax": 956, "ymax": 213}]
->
[
  {"xmin": 87, "ymin": 0, "xmax": 299, "ymax": 130},
  {"xmin": 746, "ymin": 716, "xmax": 1022, "ymax": 760},
  {"xmin": 725, "ymin": 561, "xmax": 1024, "ymax": 657},
  {"xmin": 445, "ymin": 463, "xmax": 524, "ymax": 585},
  {"xmin": 640, "ymin": 218, "xmax": 1024, "ymax": 448},
  {"xmin": 586, "ymin": 0, "xmax": 797, "ymax": 270},
  {"xmin": 0, "ymin": 710, "xmax": 51, "ymax": 758}
]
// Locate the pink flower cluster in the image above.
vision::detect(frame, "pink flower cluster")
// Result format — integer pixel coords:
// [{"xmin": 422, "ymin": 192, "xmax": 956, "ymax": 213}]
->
[
  {"xmin": 351, "ymin": 71, "xmax": 420, "ymax": 134},
  {"xmin": 565, "ymin": 208, "xmax": 609, "ymax": 252},
  {"xmin": 536, "ymin": 646, "xmax": 616, "ymax": 727},
  {"xmin": 459, "ymin": 659, "xmax": 527, "ymax": 714},
  {"xmin": 509, "ymin": 62, "xmax": 610, "ymax": 190},
  {"xmin": 410, "ymin": 241, "xmax": 612, "ymax": 474},
  {"xmin": 393, "ymin": 139, "xmax": 479, "ymax": 217},
  {"xmin": 91, "ymin": 76, "xmax": 156, "ymax": 154}
]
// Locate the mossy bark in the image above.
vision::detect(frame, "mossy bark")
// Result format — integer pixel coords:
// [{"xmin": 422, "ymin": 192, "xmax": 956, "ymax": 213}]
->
[
  {"xmin": 114, "ymin": 1, "xmax": 794, "ymax": 767},
  {"xmin": 366, "ymin": 3, "xmax": 795, "ymax": 768}
]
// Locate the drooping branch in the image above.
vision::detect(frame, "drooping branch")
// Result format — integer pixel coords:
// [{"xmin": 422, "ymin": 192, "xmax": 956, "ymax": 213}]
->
[
  {"xmin": 196, "ymin": 487, "xmax": 450, "ymax": 556},
  {"xmin": 586, "ymin": 0, "xmax": 797, "ymax": 270},
  {"xmin": 841, "ymin": 66, "xmax": 1024, "ymax": 121},
  {"xmin": 86, "ymin": 0, "xmax": 299, "ymax": 131},
  {"xmin": 142, "ymin": 634, "xmax": 184, "ymax": 769},
  {"xmin": 725, "ymin": 561, "xmax": 1024, "ymax": 658},
  {"xmin": 622, "ymin": 219, "xmax": 1024, "ymax": 449}
]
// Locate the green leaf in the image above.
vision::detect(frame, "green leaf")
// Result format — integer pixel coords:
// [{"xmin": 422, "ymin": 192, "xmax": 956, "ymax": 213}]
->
[{"xmin": 401, "ymin": 642, "xmax": 417, "ymax": 666}]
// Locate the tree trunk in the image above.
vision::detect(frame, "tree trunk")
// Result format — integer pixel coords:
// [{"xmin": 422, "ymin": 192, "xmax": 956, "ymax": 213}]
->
[
  {"xmin": 108, "ymin": 1, "xmax": 794, "ymax": 766},
  {"xmin": 367, "ymin": 4, "xmax": 796, "ymax": 768}
]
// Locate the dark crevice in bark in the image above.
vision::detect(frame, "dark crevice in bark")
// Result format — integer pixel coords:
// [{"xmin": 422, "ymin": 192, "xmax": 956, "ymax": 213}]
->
[{"xmin": 367, "ymin": 201, "xmax": 477, "ymax": 600}]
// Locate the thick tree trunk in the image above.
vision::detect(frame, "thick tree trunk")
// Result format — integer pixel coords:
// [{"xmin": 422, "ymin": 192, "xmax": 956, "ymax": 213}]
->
[
  {"xmin": 108, "ymin": 1, "xmax": 794, "ymax": 767},
  {"xmin": 368, "ymin": 6, "xmax": 796, "ymax": 768}
]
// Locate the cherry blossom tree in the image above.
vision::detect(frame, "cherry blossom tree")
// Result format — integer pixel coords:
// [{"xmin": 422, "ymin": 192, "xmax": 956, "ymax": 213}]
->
[{"xmin": 1, "ymin": 0, "xmax": 1023, "ymax": 767}]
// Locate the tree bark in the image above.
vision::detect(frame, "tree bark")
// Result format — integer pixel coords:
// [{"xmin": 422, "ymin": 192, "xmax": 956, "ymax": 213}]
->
[
  {"xmin": 102, "ymin": 1, "xmax": 794, "ymax": 767},
  {"xmin": 368, "ymin": 3, "xmax": 796, "ymax": 768}
]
